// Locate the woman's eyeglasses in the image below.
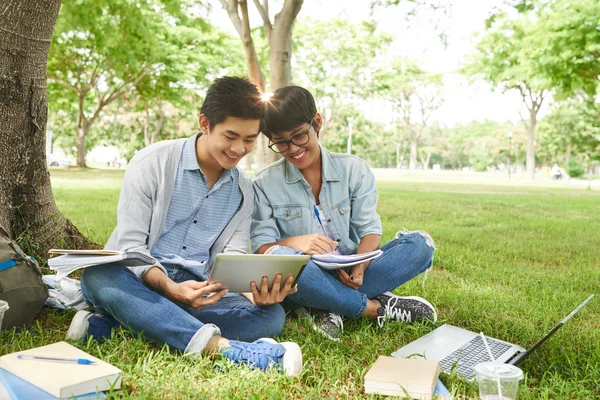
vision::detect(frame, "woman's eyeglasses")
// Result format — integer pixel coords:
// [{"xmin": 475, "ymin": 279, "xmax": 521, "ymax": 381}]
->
[{"xmin": 268, "ymin": 119, "xmax": 314, "ymax": 153}]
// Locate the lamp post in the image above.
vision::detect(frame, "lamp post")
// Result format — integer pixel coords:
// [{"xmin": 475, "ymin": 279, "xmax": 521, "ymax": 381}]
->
[{"xmin": 507, "ymin": 130, "xmax": 513, "ymax": 179}]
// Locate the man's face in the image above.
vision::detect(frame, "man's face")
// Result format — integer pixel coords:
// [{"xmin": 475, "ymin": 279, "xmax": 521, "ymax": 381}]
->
[
  {"xmin": 270, "ymin": 117, "xmax": 321, "ymax": 170},
  {"xmin": 204, "ymin": 116, "xmax": 260, "ymax": 169}
]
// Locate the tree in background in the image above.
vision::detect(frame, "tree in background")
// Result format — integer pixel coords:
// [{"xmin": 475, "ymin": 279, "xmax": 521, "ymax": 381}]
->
[
  {"xmin": 537, "ymin": 99, "xmax": 600, "ymax": 186},
  {"xmin": 525, "ymin": 0, "xmax": 600, "ymax": 99},
  {"xmin": 293, "ymin": 19, "xmax": 392, "ymax": 144},
  {"xmin": 464, "ymin": 14, "xmax": 549, "ymax": 180},
  {"xmin": 0, "ymin": 0, "xmax": 94, "ymax": 249},
  {"xmin": 220, "ymin": 0, "xmax": 303, "ymax": 168},
  {"xmin": 525, "ymin": 0, "xmax": 599, "ymax": 185},
  {"xmin": 321, "ymin": 106, "xmax": 388, "ymax": 168},
  {"xmin": 48, "ymin": 0, "xmax": 230, "ymax": 166},
  {"xmin": 375, "ymin": 58, "xmax": 444, "ymax": 172}
]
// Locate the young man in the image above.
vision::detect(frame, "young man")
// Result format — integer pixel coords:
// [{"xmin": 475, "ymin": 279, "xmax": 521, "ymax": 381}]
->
[
  {"xmin": 252, "ymin": 86, "xmax": 437, "ymax": 341},
  {"xmin": 67, "ymin": 77, "xmax": 302, "ymax": 376}
]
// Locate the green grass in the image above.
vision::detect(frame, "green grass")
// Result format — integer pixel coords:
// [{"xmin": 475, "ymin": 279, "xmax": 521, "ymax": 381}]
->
[{"xmin": 1, "ymin": 169, "xmax": 599, "ymax": 399}]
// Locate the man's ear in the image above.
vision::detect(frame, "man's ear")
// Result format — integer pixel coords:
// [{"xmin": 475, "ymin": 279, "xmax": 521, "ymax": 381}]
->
[{"xmin": 198, "ymin": 114, "xmax": 211, "ymax": 134}]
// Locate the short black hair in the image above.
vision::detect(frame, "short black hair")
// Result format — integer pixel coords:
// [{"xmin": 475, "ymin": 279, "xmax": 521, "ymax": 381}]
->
[
  {"xmin": 261, "ymin": 86, "xmax": 317, "ymax": 139},
  {"xmin": 201, "ymin": 76, "xmax": 264, "ymax": 130}
]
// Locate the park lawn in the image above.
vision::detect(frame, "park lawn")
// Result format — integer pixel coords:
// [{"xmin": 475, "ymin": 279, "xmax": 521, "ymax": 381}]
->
[{"xmin": 1, "ymin": 169, "xmax": 599, "ymax": 399}]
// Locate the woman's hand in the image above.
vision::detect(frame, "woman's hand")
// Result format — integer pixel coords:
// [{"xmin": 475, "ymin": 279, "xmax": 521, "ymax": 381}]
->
[
  {"xmin": 283, "ymin": 234, "xmax": 338, "ymax": 255},
  {"xmin": 167, "ymin": 280, "xmax": 228, "ymax": 309},
  {"xmin": 337, "ymin": 263, "xmax": 367, "ymax": 290}
]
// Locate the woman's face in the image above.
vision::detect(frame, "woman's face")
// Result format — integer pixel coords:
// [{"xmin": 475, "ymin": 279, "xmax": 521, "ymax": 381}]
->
[{"xmin": 270, "ymin": 115, "xmax": 322, "ymax": 170}]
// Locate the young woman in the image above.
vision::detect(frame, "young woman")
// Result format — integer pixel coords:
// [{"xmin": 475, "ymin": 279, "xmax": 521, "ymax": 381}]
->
[{"xmin": 251, "ymin": 86, "xmax": 437, "ymax": 341}]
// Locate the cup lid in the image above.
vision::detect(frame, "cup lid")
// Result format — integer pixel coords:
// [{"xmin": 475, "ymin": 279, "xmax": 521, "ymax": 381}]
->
[
  {"xmin": 473, "ymin": 362, "xmax": 524, "ymax": 380},
  {"xmin": 0, "ymin": 300, "xmax": 8, "ymax": 312}
]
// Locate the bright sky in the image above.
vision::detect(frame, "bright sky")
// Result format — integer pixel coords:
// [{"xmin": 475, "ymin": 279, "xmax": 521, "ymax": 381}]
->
[{"xmin": 209, "ymin": 0, "xmax": 538, "ymax": 127}]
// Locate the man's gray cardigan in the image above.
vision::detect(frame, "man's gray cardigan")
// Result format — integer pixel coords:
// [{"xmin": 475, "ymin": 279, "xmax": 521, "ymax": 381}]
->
[{"xmin": 104, "ymin": 136, "xmax": 253, "ymax": 278}]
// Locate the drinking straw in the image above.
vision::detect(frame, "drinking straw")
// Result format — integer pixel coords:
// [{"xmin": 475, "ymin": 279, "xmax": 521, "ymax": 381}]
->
[{"xmin": 480, "ymin": 332, "xmax": 503, "ymax": 399}]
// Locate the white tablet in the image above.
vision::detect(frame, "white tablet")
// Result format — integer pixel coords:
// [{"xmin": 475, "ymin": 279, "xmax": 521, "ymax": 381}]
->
[{"xmin": 208, "ymin": 254, "xmax": 311, "ymax": 292}]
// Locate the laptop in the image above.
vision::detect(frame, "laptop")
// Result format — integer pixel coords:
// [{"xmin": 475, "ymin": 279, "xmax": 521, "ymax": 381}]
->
[
  {"xmin": 208, "ymin": 253, "xmax": 310, "ymax": 292},
  {"xmin": 391, "ymin": 295, "xmax": 594, "ymax": 380}
]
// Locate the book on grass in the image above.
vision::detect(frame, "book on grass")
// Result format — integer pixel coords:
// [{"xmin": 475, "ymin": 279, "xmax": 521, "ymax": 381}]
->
[
  {"xmin": 0, "ymin": 368, "xmax": 105, "ymax": 399},
  {"xmin": 310, "ymin": 249, "xmax": 383, "ymax": 270},
  {"xmin": 364, "ymin": 356, "xmax": 440, "ymax": 399},
  {"xmin": 0, "ymin": 341, "xmax": 120, "ymax": 399},
  {"xmin": 48, "ymin": 249, "xmax": 155, "ymax": 280}
]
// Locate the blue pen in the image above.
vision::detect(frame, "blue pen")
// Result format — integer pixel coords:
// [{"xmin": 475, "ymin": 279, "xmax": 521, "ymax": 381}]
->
[
  {"xmin": 17, "ymin": 354, "xmax": 97, "ymax": 365},
  {"xmin": 313, "ymin": 204, "xmax": 327, "ymax": 235}
]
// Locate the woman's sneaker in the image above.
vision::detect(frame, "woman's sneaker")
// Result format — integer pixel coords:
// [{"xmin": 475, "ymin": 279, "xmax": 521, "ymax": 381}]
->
[
  {"xmin": 373, "ymin": 292, "xmax": 437, "ymax": 327},
  {"xmin": 295, "ymin": 307, "xmax": 344, "ymax": 342},
  {"xmin": 220, "ymin": 338, "xmax": 302, "ymax": 376}
]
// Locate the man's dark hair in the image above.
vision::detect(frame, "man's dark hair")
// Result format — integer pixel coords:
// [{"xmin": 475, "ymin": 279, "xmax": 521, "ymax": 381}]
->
[
  {"xmin": 201, "ymin": 76, "xmax": 263, "ymax": 130},
  {"xmin": 261, "ymin": 86, "xmax": 317, "ymax": 139}
]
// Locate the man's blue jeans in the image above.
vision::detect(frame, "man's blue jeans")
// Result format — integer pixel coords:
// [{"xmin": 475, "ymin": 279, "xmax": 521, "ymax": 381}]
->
[
  {"xmin": 80, "ymin": 263, "xmax": 286, "ymax": 354},
  {"xmin": 275, "ymin": 231, "xmax": 435, "ymax": 318}
]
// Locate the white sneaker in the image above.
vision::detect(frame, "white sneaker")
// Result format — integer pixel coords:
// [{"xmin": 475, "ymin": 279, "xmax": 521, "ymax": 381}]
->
[
  {"xmin": 259, "ymin": 338, "xmax": 303, "ymax": 377},
  {"xmin": 66, "ymin": 310, "xmax": 93, "ymax": 341}
]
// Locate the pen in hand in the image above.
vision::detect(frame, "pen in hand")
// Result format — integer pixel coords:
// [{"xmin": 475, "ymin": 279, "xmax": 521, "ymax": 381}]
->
[
  {"xmin": 313, "ymin": 204, "xmax": 327, "ymax": 236},
  {"xmin": 17, "ymin": 354, "xmax": 97, "ymax": 365}
]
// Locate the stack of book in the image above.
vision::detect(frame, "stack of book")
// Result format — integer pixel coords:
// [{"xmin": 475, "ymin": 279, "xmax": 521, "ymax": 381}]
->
[
  {"xmin": 0, "ymin": 341, "xmax": 121, "ymax": 399},
  {"xmin": 364, "ymin": 356, "xmax": 443, "ymax": 399}
]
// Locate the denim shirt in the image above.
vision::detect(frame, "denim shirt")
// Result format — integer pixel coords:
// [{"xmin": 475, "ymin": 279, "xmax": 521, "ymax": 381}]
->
[{"xmin": 251, "ymin": 146, "xmax": 382, "ymax": 254}]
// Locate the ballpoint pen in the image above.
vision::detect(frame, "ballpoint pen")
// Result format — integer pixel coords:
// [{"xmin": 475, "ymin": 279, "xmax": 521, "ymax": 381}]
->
[
  {"xmin": 17, "ymin": 354, "xmax": 97, "ymax": 365},
  {"xmin": 313, "ymin": 204, "xmax": 327, "ymax": 235}
]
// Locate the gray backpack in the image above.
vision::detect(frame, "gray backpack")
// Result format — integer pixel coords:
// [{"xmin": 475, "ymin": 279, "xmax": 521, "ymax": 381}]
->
[{"xmin": 0, "ymin": 227, "xmax": 48, "ymax": 330}]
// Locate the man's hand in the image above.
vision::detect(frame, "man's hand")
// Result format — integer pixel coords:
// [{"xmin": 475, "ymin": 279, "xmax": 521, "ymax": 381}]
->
[
  {"xmin": 337, "ymin": 263, "xmax": 367, "ymax": 290},
  {"xmin": 250, "ymin": 274, "xmax": 298, "ymax": 306},
  {"xmin": 167, "ymin": 280, "xmax": 228, "ymax": 309},
  {"xmin": 283, "ymin": 233, "xmax": 338, "ymax": 255}
]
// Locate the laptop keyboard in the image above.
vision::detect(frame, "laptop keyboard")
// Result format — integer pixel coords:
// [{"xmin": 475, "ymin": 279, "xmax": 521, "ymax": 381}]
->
[{"xmin": 440, "ymin": 335, "xmax": 513, "ymax": 379}]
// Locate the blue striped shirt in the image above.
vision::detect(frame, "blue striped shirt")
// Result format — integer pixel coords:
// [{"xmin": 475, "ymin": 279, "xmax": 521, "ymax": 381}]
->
[{"xmin": 151, "ymin": 135, "xmax": 242, "ymax": 278}]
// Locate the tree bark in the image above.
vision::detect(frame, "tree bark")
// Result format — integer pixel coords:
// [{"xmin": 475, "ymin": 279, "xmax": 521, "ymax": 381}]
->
[
  {"xmin": 419, "ymin": 151, "xmax": 431, "ymax": 170},
  {"xmin": 409, "ymin": 136, "xmax": 418, "ymax": 172},
  {"xmin": 269, "ymin": 0, "xmax": 302, "ymax": 90},
  {"xmin": 0, "ymin": 0, "xmax": 96, "ymax": 252},
  {"xmin": 526, "ymin": 107, "xmax": 537, "ymax": 180}
]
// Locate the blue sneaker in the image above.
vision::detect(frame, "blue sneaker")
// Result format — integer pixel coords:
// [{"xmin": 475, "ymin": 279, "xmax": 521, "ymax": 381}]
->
[
  {"xmin": 220, "ymin": 338, "xmax": 302, "ymax": 376},
  {"xmin": 66, "ymin": 310, "xmax": 117, "ymax": 342}
]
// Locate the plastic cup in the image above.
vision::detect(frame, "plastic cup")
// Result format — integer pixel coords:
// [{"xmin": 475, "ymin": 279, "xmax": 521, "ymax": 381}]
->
[
  {"xmin": 0, "ymin": 300, "xmax": 9, "ymax": 330},
  {"xmin": 473, "ymin": 362, "xmax": 524, "ymax": 400}
]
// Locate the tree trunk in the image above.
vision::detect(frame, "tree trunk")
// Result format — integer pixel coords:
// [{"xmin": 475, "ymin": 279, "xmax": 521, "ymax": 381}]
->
[
  {"xmin": 260, "ymin": 2, "xmax": 302, "ymax": 167},
  {"xmin": 396, "ymin": 143, "xmax": 401, "ymax": 169},
  {"xmin": 0, "ymin": 0, "xmax": 96, "ymax": 252},
  {"xmin": 76, "ymin": 126, "xmax": 86, "ymax": 167},
  {"xmin": 409, "ymin": 136, "xmax": 418, "ymax": 172},
  {"xmin": 420, "ymin": 151, "xmax": 431, "ymax": 170},
  {"xmin": 527, "ymin": 108, "xmax": 537, "ymax": 179},
  {"xmin": 588, "ymin": 162, "xmax": 593, "ymax": 191}
]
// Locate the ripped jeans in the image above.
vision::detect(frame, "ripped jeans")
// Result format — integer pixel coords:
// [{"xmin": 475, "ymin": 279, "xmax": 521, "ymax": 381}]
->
[{"xmin": 275, "ymin": 230, "xmax": 435, "ymax": 319}]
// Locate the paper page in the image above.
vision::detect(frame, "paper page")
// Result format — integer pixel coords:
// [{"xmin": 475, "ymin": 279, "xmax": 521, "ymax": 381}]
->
[
  {"xmin": 48, "ymin": 249, "xmax": 122, "ymax": 255},
  {"xmin": 311, "ymin": 249, "xmax": 383, "ymax": 263}
]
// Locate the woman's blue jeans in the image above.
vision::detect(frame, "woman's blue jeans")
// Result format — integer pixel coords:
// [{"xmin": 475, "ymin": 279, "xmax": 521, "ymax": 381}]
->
[
  {"xmin": 80, "ymin": 263, "xmax": 286, "ymax": 353},
  {"xmin": 275, "ymin": 230, "xmax": 435, "ymax": 318}
]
